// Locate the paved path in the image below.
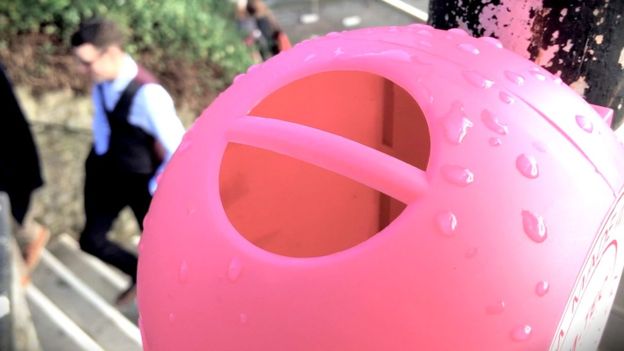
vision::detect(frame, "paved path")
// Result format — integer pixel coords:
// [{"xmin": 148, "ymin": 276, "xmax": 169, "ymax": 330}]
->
[{"xmin": 267, "ymin": 0, "xmax": 429, "ymax": 42}]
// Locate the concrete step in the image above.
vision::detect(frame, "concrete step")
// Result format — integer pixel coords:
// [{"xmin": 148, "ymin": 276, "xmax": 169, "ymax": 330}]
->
[
  {"xmin": 26, "ymin": 284, "xmax": 103, "ymax": 351},
  {"xmin": 599, "ymin": 273, "xmax": 624, "ymax": 351},
  {"xmin": 599, "ymin": 307, "xmax": 624, "ymax": 351},
  {"xmin": 47, "ymin": 233, "xmax": 139, "ymax": 323},
  {"xmin": 47, "ymin": 233, "xmax": 129, "ymax": 303},
  {"xmin": 31, "ymin": 249, "xmax": 142, "ymax": 351}
]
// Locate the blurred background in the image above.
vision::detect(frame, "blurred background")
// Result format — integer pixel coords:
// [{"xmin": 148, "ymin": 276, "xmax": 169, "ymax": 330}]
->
[
  {"xmin": 1, "ymin": 1, "xmax": 623, "ymax": 350},
  {"xmin": 0, "ymin": 0, "xmax": 426, "ymax": 241}
]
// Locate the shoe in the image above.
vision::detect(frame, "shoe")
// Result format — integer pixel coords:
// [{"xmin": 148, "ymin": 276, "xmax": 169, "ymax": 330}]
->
[{"xmin": 115, "ymin": 283, "xmax": 137, "ymax": 306}]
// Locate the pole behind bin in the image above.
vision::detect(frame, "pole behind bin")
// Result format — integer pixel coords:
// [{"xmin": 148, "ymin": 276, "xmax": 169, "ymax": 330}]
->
[{"xmin": 428, "ymin": 0, "xmax": 624, "ymax": 128}]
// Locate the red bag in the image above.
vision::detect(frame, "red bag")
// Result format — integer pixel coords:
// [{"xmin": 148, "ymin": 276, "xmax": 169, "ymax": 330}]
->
[{"xmin": 277, "ymin": 31, "xmax": 292, "ymax": 52}]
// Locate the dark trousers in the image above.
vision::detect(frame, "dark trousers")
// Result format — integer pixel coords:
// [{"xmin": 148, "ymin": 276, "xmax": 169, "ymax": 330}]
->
[{"xmin": 79, "ymin": 153, "xmax": 152, "ymax": 283}]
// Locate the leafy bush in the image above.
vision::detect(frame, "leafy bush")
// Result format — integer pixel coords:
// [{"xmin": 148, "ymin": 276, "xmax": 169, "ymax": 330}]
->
[{"xmin": 0, "ymin": 0, "xmax": 252, "ymax": 91}]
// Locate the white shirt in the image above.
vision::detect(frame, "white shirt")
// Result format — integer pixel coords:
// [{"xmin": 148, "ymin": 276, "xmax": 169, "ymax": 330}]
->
[{"xmin": 91, "ymin": 55, "xmax": 185, "ymax": 194}]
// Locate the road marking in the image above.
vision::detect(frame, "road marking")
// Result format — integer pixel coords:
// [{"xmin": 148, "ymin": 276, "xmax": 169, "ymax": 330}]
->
[{"xmin": 378, "ymin": 0, "xmax": 429, "ymax": 22}]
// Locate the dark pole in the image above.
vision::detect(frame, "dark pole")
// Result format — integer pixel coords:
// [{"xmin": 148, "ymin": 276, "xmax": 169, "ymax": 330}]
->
[{"xmin": 428, "ymin": 0, "xmax": 624, "ymax": 128}]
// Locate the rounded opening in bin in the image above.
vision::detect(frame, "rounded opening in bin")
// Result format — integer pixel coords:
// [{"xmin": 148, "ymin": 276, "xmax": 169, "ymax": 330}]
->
[{"xmin": 219, "ymin": 71, "xmax": 430, "ymax": 257}]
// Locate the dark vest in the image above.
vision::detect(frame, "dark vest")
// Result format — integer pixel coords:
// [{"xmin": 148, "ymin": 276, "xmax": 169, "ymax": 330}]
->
[{"xmin": 97, "ymin": 66, "xmax": 161, "ymax": 175}]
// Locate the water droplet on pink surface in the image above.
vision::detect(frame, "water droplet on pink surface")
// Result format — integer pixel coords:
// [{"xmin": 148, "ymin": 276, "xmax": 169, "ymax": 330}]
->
[
  {"xmin": 481, "ymin": 110, "xmax": 509, "ymax": 135},
  {"xmin": 522, "ymin": 210, "xmax": 547, "ymax": 243},
  {"xmin": 499, "ymin": 91, "xmax": 515, "ymax": 104},
  {"xmin": 458, "ymin": 43, "xmax": 480, "ymax": 55},
  {"xmin": 516, "ymin": 154, "xmax": 539, "ymax": 179},
  {"xmin": 443, "ymin": 109, "xmax": 474, "ymax": 145},
  {"xmin": 530, "ymin": 68, "xmax": 547, "ymax": 81},
  {"xmin": 504, "ymin": 71, "xmax": 525, "ymax": 85},
  {"xmin": 380, "ymin": 50, "xmax": 411, "ymax": 62},
  {"xmin": 436, "ymin": 212, "xmax": 458, "ymax": 236},
  {"xmin": 449, "ymin": 28, "xmax": 469, "ymax": 36},
  {"xmin": 536, "ymin": 281, "xmax": 550, "ymax": 296},
  {"xmin": 178, "ymin": 260, "xmax": 189, "ymax": 284},
  {"xmin": 228, "ymin": 257, "xmax": 243, "ymax": 282},
  {"xmin": 413, "ymin": 85, "xmax": 434, "ymax": 105},
  {"xmin": 489, "ymin": 137, "xmax": 502, "ymax": 146},
  {"xmin": 442, "ymin": 165, "xmax": 475, "ymax": 186},
  {"xmin": 463, "ymin": 71, "xmax": 494, "ymax": 89},
  {"xmin": 511, "ymin": 324, "xmax": 532, "ymax": 341},
  {"xmin": 576, "ymin": 115, "xmax": 594, "ymax": 133},
  {"xmin": 486, "ymin": 299, "xmax": 506, "ymax": 314},
  {"xmin": 479, "ymin": 36, "xmax": 503, "ymax": 49}
]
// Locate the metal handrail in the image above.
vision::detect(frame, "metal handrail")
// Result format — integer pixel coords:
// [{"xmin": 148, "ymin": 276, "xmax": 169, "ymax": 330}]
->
[{"xmin": 0, "ymin": 191, "xmax": 15, "ymax": 351}]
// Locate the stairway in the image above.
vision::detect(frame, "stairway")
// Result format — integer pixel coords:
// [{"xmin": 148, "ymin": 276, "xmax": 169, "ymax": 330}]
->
[
  {"xmin": 25, "ymin": 233, "xmax": 142, "ymax": 351},
  {"xmin": 4, "ymin": 225, "xmax": 622, "ymax": 350}
]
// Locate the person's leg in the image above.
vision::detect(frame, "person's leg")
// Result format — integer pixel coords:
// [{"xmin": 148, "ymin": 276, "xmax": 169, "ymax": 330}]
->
[
  {"xmin": 114, "ymin": 172, "xmax": 152, "ymax": 305},
  {"xmin": 80, "ymin": 209, "xmax": 138, "ymax": 278},
  {"xmin": 128, "ymin": 173, "xmax": 153, "ymax": 232},
  {"xmin": 79, "ymin": 159, "xmax": 138, "ymax": 282},
  {"xmin": 2, "ymin": 187, "xmax": 49, "ymax": 274}
]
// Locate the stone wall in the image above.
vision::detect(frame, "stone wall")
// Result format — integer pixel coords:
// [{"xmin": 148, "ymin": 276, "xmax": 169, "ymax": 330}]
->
[{"xmin": 16, "ymin": 87, "xmax": 196, "ymax": 242}]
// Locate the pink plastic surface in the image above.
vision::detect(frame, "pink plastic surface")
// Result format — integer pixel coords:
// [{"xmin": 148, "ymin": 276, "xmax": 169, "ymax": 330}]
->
[
  {"xmin": 138, "ymin": 25, "xmax": 624, "ymax": 350},
  {"xmin": 590, "ymin": 104, "xmax": 615, "ymax": 127}
]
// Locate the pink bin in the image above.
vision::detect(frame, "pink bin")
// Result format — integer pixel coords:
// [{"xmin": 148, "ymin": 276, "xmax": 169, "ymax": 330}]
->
[{"xmin": 138, "ymin": 25, "xmax": 624, "ymax": 351}]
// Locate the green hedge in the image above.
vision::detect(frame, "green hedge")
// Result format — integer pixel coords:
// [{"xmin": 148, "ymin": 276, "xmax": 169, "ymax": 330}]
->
[{"xmin": 0, "ymin": 0, "xmax": 252, "ymax": 88}]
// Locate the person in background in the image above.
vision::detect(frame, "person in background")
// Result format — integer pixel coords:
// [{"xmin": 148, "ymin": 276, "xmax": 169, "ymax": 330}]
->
[
  {"xmin": 0, "ymin": 63, "xmax": 49, "ymax": 281},
  {"xmin": 70, "ymin": 18, "xmax": 185, "ymax": 305},
  {"xmin": 236, "ymin": 0, "xmax": 290, "ymax": 61},
  {"xmin": 235, "ymin": 0, "xmax": 264, "ymax": 63}
]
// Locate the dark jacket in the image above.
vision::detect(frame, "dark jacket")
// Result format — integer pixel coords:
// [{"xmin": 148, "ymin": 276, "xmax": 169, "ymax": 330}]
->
[{"xmin": 0, "ymin": 64, "xmax": 43, "ymax": 195}]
